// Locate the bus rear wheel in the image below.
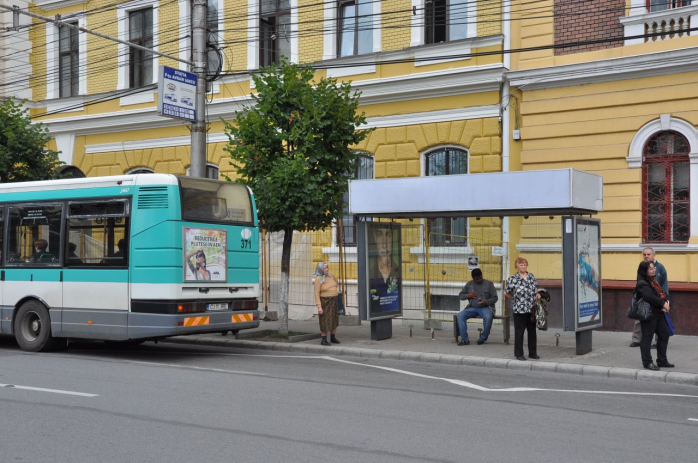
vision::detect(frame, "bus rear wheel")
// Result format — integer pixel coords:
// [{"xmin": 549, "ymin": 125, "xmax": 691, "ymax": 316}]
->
[{"xmin": 14, "ymin": 301, "xmax": 61, "ymax": 352}]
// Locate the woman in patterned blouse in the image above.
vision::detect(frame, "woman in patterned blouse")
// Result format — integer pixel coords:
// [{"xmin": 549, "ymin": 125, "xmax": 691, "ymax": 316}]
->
[{"xmin": 505, "ymin": 257, "xmax": 541, "ymax": 361}]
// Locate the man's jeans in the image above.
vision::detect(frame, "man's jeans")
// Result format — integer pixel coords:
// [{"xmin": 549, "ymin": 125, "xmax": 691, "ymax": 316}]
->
[{"xmin": 456, "ymin": 307, "xmax": 494, "ymax": 342}]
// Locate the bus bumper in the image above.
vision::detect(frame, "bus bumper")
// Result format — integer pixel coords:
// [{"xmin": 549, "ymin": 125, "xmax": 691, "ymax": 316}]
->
[{"xmin": 127, "ymin": 310, "xmax": 260, "ymax": 339}]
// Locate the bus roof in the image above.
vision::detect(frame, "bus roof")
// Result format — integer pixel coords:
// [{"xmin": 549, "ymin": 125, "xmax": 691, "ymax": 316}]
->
[{"xmin": 0, "ymin": 174, "xmax": 180, "ymax": 194}]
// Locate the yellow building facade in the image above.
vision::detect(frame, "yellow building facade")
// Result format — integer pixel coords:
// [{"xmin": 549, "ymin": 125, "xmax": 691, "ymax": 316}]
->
[{"xmin": 12, "ymin": 0, "xmax": 696, "ymax": 330}]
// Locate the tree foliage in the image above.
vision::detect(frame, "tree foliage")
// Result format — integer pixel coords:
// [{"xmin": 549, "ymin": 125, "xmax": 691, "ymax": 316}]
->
[
  {"xmin": 223, "ymin": 60, "xmax": 372, "ymax": 232},
  {"xmin": 0, "ymin": 98, "xmax": 62, "ymax": 183}
]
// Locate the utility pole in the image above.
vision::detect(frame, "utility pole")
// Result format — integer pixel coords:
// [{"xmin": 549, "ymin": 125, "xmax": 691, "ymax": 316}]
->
[
  {"xmin": 189, "ymin": 0, "xmax": 208, "ymax": 178},
  {"xmin": 0, "ymin": 4, "xmax": 210, "ymax": 178}
]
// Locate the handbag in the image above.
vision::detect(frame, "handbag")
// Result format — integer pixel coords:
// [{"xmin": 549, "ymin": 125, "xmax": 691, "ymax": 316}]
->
[
  {"xmin": 535, "ymin": 299, "xmax": 548, "ymax": 331},
  {"xmin": 337, "ymin": 292, "xmax": 345, "ymax": 316},
  {"xmin": 664, "ymin": 312, "xmax": 675, "ymax": 336},
  {"xmin": 627, "ymin": 292, "xmax": 652, "ymax": 321}
]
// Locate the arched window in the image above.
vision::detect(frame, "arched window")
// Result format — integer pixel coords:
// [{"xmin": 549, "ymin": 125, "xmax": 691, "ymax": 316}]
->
[
  {"xmin": 425, "ymin": 147, "xmax": 467, "ymax": 246},
  {"xmin": 643, "ymin": 131, "xmax": 690, "ymax": 243},
  {"xmin": 185, "ymin": 164, "xmax": 220, "ymax": 179},
  {"xmin": 127, "ymin": 167, "xmax": 154, "ymax": 175},
  {"xmin": 57, "ymin": 165, "xmax": 86, "ymax": 178},
  {"xmin": 338, "ymin": 154, "xmax": 374, "ymax": 245}
]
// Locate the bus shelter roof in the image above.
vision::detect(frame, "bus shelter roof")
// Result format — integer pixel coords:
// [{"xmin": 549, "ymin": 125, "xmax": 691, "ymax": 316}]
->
[{"xmin": 348, "ymin": 169, "xmax": 603, "ymax": 218}]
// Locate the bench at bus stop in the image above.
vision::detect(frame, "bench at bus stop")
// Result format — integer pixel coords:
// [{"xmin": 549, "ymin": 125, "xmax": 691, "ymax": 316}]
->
[{"xmin": 452, "ymin": 302, "xmax": 511, "ymax": 345}]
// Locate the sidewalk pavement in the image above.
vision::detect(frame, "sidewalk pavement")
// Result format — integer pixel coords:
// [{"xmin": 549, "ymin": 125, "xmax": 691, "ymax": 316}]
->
[{"xmin": 163, "ymin": 317, "xmax": 698, "ymax": 387}]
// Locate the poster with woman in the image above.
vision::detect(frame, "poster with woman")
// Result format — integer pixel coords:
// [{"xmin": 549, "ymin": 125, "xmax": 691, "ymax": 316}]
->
[
  {"xmin": 367, "ymin": 223, "xmax": 402, "ymax": 318},
  {"xmin": 183, "ymin": 227, "xmax": 227, "ymax": 282}
]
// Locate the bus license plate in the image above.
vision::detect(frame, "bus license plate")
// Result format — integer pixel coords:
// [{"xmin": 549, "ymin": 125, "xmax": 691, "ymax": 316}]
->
[{"xmin": 207, "ymin": 303, "xmax": 228, "ymax": 311}]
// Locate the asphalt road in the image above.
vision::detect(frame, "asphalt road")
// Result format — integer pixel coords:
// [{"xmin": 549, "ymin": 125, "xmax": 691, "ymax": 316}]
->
[{"xmin": 1, "ymin": 337, "xmax": 696, "ymax": 463}]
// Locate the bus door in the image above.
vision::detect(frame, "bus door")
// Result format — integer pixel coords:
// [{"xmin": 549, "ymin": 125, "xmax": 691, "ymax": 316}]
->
[
  {"xmin": 3, "ymin": 204, "xmax": 64, "ymax": 329},
  {"xmin": 62, "ymin": 200, "xmax": 130, "ymax": 340}
]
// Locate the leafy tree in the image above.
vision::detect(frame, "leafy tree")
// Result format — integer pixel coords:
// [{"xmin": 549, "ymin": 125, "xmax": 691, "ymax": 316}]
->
[
  {"xmin": 0, "ymin": 98, "xmax": 62, "ymax": 183},
  {"xmin": 224, "ymin": 60, "xmax": 372, "ymax": 334}
]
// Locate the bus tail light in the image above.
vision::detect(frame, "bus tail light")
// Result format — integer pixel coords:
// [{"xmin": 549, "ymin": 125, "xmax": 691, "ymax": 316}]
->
[
  {"xmin": 230, "ymin": 299, "xmax": 259, "ymax": 311},
  {"xmin": 178, "ymin": 303, "xmax": 195, "ymax": 313}
]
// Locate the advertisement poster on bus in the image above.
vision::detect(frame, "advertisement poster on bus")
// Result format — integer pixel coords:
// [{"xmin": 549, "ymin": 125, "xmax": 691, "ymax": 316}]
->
[
  {"xmin": 366, "ymin": 223, "xmax": 402, "ymax": 319},
  {"xmin": 576, "ymin": 220, "xmax": 601, "ymax": 326},
  {"xmin": 183, "ymin": 227, "xmax": 227, "ymax": 282}
]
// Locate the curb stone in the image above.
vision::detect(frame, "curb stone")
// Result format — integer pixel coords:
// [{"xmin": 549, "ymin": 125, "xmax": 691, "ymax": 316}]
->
[{"xmin": 160, "ymin": 338, "xmax": 698, "ymax": 387}]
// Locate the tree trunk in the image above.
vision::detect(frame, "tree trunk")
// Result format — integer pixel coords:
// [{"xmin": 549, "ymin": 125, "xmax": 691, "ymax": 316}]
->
[{"xmin": 278, "ymin": 228, "xmax": 293, "ymax": 335}]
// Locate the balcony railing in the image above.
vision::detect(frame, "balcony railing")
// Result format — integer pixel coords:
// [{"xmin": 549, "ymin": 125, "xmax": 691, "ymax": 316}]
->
[{"xmin": 621, "ymin": 3, "xmax": 698, "ymax": 45}]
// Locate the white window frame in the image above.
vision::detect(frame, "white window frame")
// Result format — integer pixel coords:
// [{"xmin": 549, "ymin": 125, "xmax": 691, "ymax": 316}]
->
[
  {"xmin": 248, "ymin": 0, "xmax": 299, "ymax": 71},
  {"xmin": 411, "ymin": 0, "xmax": 477, "ymax": 48},
  {"xmin": 46, "ymin": 16, "xmax": 87, "ymax": 99},
  {"xmin": 178, "ymin": 0, "xmax": 224, "ymax": 71},
  {"xmin": 627, "ymin": 114, "xmax": 698, "ymax": 240},
  {"xmin": 323, "ymin": 0, "xmax": 381, "ymax": 61},
  {"xmin": 117, "ymin": 0, "xmax": 159, "ymax": 93}
]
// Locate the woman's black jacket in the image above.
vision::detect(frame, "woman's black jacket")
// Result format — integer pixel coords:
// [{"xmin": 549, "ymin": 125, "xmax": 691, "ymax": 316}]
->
[{"xmin": 635, "ymin": 279, "xmax": 665, "ymax": 320}]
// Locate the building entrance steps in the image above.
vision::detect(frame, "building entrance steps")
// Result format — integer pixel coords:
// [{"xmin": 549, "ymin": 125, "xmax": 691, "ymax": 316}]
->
[{"xmin": 163, "ymin": 317, "xmax": 698, "ymax": 387}]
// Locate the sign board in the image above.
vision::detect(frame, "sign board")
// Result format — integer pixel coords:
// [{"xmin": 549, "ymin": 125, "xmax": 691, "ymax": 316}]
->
[
  {"xmin": 183, "ymin": 227, "xmax": 227, "ymax": 282},
  {"xmin": 157, "ymin": 66, "xmax": 197, "ymax": 121},
  {"xmin": 562, "ymin": 216, "xmax": 602, "ymax": 331},
  {"xmin": 363, "ymin": 222, "xmax": 403, "ymax": 321}
]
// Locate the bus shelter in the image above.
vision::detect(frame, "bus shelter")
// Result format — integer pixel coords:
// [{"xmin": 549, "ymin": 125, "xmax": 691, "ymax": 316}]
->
[{"xmin": 349, "ymin": 169, "xmax": 604, "ymax": 354}]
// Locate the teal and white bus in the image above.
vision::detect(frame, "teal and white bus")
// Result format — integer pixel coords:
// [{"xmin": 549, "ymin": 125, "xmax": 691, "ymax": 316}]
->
[{"xmin": 0, "ymin": 174, "xmax": 260, "ymax": 352}]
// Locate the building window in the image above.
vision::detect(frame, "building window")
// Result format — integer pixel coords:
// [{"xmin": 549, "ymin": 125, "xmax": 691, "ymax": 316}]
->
[
  {"xmin": 338, "ymin": 0, "xmax": 373, "ymax": 57},
  {"xmin": 425, "ymin": 0, "xmax": 468, "ymax": 44},
  {"xmin": 648, "ymin": 0, "xmax": 690, "ymax": 12},
  {"xmin": 59, "ymin": 22, "xmax": 79, "ymax": 98},
  {"xmin": 185, "ymin": 164, "xmax": 220, "ymax": 179},
  {"xmin": 129, "ymin": 8, "xmax": 154, "ymax": 88},
  {"xmin": 58, "ymin": 166, "xmax": 86, "ymax": 178},
  {"xmin": 338, "ymin": 155, "xmax": 373, "ymax": 246},
  {"xmin": 643, "ymin": 131, "xmax": 690, "ymax": 243},
  {"xmin": 260, "ymin": 0, "xmax": 291, "ymax": 67},
  {"xmin": 425, "ymin": 147, "xmax": 467, "ymax": 246},
  {"xmin": 127, "ymin": 167, "xmax": 154, "ymax": 175}
]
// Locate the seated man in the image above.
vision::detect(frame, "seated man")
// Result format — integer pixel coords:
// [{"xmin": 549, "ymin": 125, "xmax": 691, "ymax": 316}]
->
[
  {"xmin": 30, "ymin": 239, "xmax": 52, "ymax": 262},
  {"xmin": 456, "ymin": 268, "xmax": 499, "ymax": 346}
]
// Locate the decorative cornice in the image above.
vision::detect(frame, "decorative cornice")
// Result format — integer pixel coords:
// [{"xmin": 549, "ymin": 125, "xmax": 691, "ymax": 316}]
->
[
  {"xmin": 506, "ymin": 47, "xmax": 698, "ymax": 91},
  {"xmin": 85, "ymin": 133, "xmax": 230, "ymax": 154},
  {"xmin": 42, "ymin": 63, "xmax": 505, "ymax": 135},
  {"xmin": 34, "ymin": 0, "xmax": 86, "ymax": 11}
]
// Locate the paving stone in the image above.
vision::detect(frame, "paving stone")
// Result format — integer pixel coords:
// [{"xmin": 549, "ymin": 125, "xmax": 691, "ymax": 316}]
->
[
  {"xmin": 665, "ymin": 372, "xmax": 698, "ymax": 386},
  {"xmin": 582, "ymin": 365, "xmax": 611, "ymax": 378},
  {"xmin": 637, "ymin": 370, "xmax": 668, "ymax": 383},
  {"xmin": 439, "ymin": 354, "xmax": 465, "ymax": 365},
  {"xmin": 555, "ymin": 363, "xmax": 584, "ymax": 375},
  {"xmin": 608, "ymin": 368, "xmax": 638, "ymax": 381}
]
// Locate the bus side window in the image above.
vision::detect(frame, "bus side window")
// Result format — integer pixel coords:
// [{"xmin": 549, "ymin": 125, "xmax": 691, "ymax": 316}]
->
[
  {"xmin": 7, "ymin": 205, "xmax": 63, "ymax": 265},
  {"xmin": 65, "ymin": 201, "xmax": 129, "ymax": 268}
]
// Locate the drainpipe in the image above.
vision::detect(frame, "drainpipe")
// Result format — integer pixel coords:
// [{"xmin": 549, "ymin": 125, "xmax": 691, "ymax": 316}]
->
[{"xmin": 501, "ymin": 0, "xmax": 512, "ymax": 287}]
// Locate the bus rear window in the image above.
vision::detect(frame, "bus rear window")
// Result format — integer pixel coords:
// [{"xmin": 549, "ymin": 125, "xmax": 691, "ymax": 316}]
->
[{"xmin": 179, "ymin": 177, "xmax": 253, "ymax": 224}]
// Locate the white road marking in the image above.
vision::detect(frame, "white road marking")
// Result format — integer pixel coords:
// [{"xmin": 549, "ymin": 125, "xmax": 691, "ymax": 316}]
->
[
  {"xmin": 688, "ymin": 418, "xmax": 698, "ymax": 422},
  {"xmin": 193, "ymin": 352, "xmax": 698, "ymax": 399},
  {"xmin": 0, "ymin": 383, "xmax": 98, "ymax": 397},
  {"xmin": 129, "ymin": 360, "xmax": 269, "ymax": 377}
]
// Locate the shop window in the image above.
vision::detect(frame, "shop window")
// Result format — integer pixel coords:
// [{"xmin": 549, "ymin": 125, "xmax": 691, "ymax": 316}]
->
[
  {"xmin": 425, "ymin": 147, "xmax": 468, "ymax": 246},
  {"xmin": 643, "ymin": 130, "xmax": 690, "ymax": 243}
]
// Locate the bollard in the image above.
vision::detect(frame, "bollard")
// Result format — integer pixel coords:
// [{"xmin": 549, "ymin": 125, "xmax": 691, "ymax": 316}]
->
[
  {"xmin": 555, "ymin": 333, "xmax": 560, "ymax": 347},
  {"xmin": 431, "ymin": 327, "xmax": 435, "ymax": 340},
  {"xmin": 410, "ymin": 325, "xmax": 413, "ymax": 337}
]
